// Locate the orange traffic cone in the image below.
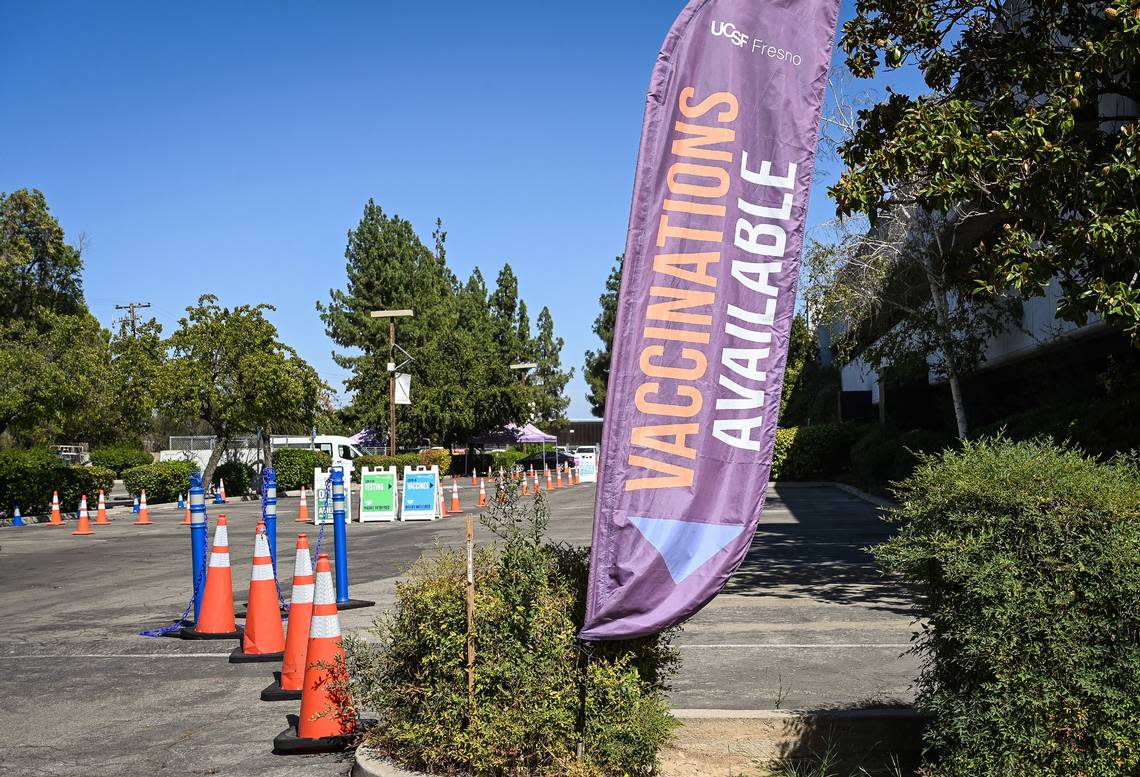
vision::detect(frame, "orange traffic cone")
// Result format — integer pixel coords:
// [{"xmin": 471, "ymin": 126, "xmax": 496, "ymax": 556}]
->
[
  {"xmin": 556, "ymin": 466, "xmax": 564, "ymax": 489},
  {"xmin": 478, "ymin": 479, "xmax": 487, "ymax": 507},
  {"xmin": 219, "ymin": 478, "xmax": 228, "ymax": 504},
  {"xmin": 545, "ymin": 468, "xmax": 554, "ymax": 491},
  {"xmin": 183, "ymin": 502, "xmax": 192, "ymax": 525},
  {"xmin": 232, "ymin": 520, "xmax": 285, "ymax": 662},
  {"xmin": 50, "ymin": 490, "xmax": 63, "ymax": 525},
  {"xmin": 450, "ymin": 480, "xmax": 461, "ymax": 513},
  {"xmin": 72, "ymin": 495, "xmax": 94, "ymax": 536},
  {"xmin": 297, "ymin": 485, "xmax": 310, "ymax": 523},
  {"xmin": 566, "ymin": 465, "xmax": 574, "ymax": 487},
  {"xmin": 134, "ymin": 489, "xmax": 152, "ymax": 525},
  {"xmin": 273, "ymin": 552, "xmax": 358, "ymax": 753},
  {"xmin": 262, "ymin": 534, "xmax": 314, "ymax": 701},
  {"xmin": 181, "ymin": 515, "xmax": 242, "ymax": 639},
  {"xmin": 521, "ymin": 472, "xmax": 530, "ymax": 496},
  {"xmin": 470, "ymin": 471, "xmax": 477, "ymax": 486},
  {"xmin": 95, "ymin": 489, "xmax": 110, "ymax": 525},
  {"xmin": 439, "ymin": 491, "xmax": 449, "ymax": 518}
]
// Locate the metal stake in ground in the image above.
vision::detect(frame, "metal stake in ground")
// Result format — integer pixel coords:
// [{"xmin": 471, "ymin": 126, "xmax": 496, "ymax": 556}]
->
[
  {"xmin": 263, "ymin": 467, "xmax": 278, "ymax": 573},
  {"xmin": 466, "ymin": 512, "xmax": 476, "ymax": 719},
  {"xmin": 189, "ymin": 473, "xmax": 209, "ymax": 622},
  {"xmin": 330, "ymin": 466, "xmax": 374, "ymax": 611}
]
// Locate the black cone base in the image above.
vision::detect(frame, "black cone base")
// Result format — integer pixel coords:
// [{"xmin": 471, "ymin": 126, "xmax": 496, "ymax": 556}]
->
[
  {"xmin": 273, "ymin": 714, "xmax": 363, "ymax": 755},
  {"xmin": 336, "ymin": 598, "xmax": 375, "ymax": 611},
  {"xmin": 229, "ymin": 645, "xmax": 284, "ymax": 664},
  {"xmin": 261, "ymin": 673, "xmax": 302, "ymax": 702},
  {"xmin": 178, "ymin": 625, "xmax": 243, "ymax": 640}
]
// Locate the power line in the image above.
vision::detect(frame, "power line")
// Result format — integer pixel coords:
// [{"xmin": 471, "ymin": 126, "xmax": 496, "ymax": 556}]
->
[{"xmin": 114, "ymin": 302, "xmax": 151, "ymax": 335}]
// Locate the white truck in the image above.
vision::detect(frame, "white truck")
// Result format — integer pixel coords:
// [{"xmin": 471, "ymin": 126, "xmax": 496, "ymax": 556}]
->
[{"xmin": 160, "ymin": 434, "xmax": 365, "ymax": 471}]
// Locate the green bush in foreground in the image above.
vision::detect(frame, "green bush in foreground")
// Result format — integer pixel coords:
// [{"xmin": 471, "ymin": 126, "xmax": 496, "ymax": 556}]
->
[
  {"xmin": 271, "ymin": 448, "xmax": 332, "ymax": 491},
  {"xmin": 122, "ymin": 460, "xmax": 197, "ymax": 503},
  {"xmin": 347, "ymin": 477, "xmax": 679, "ymax": 776},
  {"xmin": 90, "ymin": 445, "xmax": 152, "ymax": 476},
  {"xmin": 873, "ymin": 437, "xmax": 1140, "ymax": 777}
]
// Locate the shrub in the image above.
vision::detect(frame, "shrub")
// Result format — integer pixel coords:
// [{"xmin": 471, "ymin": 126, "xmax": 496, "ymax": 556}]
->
[
  {"xmin": 417, "ymin": 447, "xmax": 452, "ymax": 475},
  {"xmin": 122, "ymin": 461, "xmax": 198, "ymax": 503},
  {"xmin": 347, "ymin": 477, "xmax": 678, "ymax": 775},
  {"xmin": 873, "ymin": 438, "xmax": 1140, "ymax": 776},
  {"xmin": 491, "ymin": 448, "xmax": 528, "ymax": 472},
  {"xmin": 90, "ymin": 445, "xmax": 152, "ymax": 476},
  {"xmin": 59, "ymin": 466, "xmax": 115, "ymax": 510},
  {"xmin": 0, "ymin": 448, "xmax": 68, "ymax": 515},
  {"xmin": 213, "ymin": 460, "xmax": 254, "ymax": 496},
  {"xmin": 352, "ymin": 453, "xmax": 419, "ymax": 480},
  {"xmin": 851, "ymin": 425, "xmax": 952, "ymax": 492},
  {"xmin": 271, "ymin": 448, "xmax": 332, "ymax": 491},
  {"xmin": 770, "ymin": 423, "xmax": 859, "ymax": 481}
]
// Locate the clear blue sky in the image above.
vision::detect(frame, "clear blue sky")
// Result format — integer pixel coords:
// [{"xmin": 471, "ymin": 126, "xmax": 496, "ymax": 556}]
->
[{"xmin": 0, "ymin": 1, "xmax": 923, "ymax": 420}]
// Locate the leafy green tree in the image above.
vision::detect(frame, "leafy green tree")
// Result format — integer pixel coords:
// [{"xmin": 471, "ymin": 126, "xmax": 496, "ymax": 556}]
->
[
  {"xmin": 583, "ymin": 255, "xmax": 623, "ymax": 417},
  {"xmin": 161, "ymin": 295, "xmax": 323, "ymax": 485},
  {"xmin": 0, "ymin": 189, "xmax": 85, "ymax": 323},
  {"xmin": 835, "ymin": 0, "xmax": 1140, "ymax": 340},
  {"xmin": 107, "ymin": 317, "xmax": 165, "ymax": 441},
  {"xmin": 531, "ymin": 306, "xmax": 573, "ymax": 427}
]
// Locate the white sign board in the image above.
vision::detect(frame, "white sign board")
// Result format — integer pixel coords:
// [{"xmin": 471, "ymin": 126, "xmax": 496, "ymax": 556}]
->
[
  {"xmin": 577, "ymin": 452, "xmax": 598, "ymax": 483},
  {"xmin": 313, "ymin": 467, "xmax": 354, "ymax": 524},
  {"xmin": 400, "ymin": 465, "xmax": 439, "ymax": 521},
  {"xmin": 395, "ymin": 372, "xmax": 412, "ymax": 405},
  {"xmin": 359, "ymin": 466, "xmax": 398, "ymax": 522}
]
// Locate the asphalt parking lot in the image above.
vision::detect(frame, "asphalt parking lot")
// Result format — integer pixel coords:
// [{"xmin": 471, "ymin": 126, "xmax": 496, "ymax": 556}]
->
[{"xmin": 0, "ymin": 480, "xmax": 918, "ymax": 776}]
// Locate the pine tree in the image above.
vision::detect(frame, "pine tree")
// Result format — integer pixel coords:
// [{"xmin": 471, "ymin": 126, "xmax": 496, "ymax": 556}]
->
[
  {"xmin": 583, "ymin": 256, "xmax": 623, "ymax": 418},
  {"xmin": 533, "ymin": 306, "xmax": 572, "ymax": 427}
]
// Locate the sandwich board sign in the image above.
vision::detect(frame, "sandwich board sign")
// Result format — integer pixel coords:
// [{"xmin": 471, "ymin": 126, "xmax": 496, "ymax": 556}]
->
[
  {"xmin": 400, "ymin": 465, "xmax": 439, "ymax": 521},
  {"xmin": 359, "ymin": 466, "xmax": 398, "ymax": 522},
  {"xmin": 577, "ymin": 451, "xmax": 598, "ymax": 483},
  {"xmin": 313, "ymin": 466, "xmax": 354, "ymax": 525}
]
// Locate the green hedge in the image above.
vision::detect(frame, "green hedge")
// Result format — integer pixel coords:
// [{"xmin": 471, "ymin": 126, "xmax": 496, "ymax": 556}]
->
[
  {"xmin": 417, "ymin": 448, "xmax": 451, "ymax": 475},
  {"xmin": 874, "ymin": 438, "xmax": 1140, "ymax": 776},
  {"xmin": 271, "ymin": 448, "xmax": 332, "ymax": 491},
  {"xmin": 352, "ymin": 453, "xmax": 419, "ymax": 480},
  {"xmin": 0, "ymin": 449, "xmax": 117, "ymax": 517},
  {"xmin": 122, "ymin": 461, "xmax": 198, "ymax": 504},
  {"xmin": 90, "ymin": 445, "xmax": 153, "ymax": 476},
  {"xmin": 213, "ymin": 460, "xmax": 254, "ymax": 496},
  {"xmin": 771, "ymin": 423, "xmax": 860, "ymax": 481},
  {"xmin": 59, "ymin": 466, "xmax": 115, "ymax": 511},
  {"xmin": 851, "ymin": 425, "xmax": 952, "ymax": 492}
]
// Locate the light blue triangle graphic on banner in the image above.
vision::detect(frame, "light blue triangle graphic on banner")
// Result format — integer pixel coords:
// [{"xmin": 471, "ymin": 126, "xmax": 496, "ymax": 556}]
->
[{"xmin": 628, "ymin": 516, "xmax": 746, "ymax": 584}]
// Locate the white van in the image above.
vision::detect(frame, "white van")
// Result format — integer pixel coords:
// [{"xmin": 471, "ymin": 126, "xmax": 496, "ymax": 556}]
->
[{"xmin": 271, "ymin": 435, "xmax": 364, "ymax": 471}]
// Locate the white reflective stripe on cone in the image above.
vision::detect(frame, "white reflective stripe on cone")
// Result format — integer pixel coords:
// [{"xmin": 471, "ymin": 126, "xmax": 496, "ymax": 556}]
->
[
  {"xmin": 251, "ymin": 563, "xmax": 275, "ymax": 581},
  {"xmin": 209, "ymin": 552, "xmax": 231, "ymax": 568},
  {"xmin": 309, "ymin": 614, "xmax": 342, "ymax": 639},
  {"xmin": 291, "ymin": 583, "xmax": 315, "ymax": 604}
]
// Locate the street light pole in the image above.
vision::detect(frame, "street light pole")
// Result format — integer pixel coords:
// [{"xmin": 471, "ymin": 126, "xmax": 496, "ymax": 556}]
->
[{"xmin": 370, "ymin": 309, "xmax": 415, "ymax": 456}]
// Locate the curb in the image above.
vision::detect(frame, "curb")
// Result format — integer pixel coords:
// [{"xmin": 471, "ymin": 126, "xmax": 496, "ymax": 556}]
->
[
  {"xmin": 830, "ymin": 482, "xmax": 897, "ymax": 509},
  {"xmin": 352, "ymin": 746, "xmax": 428, "ymax": 777},
  {"xmin": 351, "ymin": 709, "xmax": 922, "ymax": 777}
]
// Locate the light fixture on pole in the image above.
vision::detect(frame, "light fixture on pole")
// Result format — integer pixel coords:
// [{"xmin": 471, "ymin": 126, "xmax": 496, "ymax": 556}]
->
[
  {"xmin": 369, "ymin": 309, "xmax": 414, "ymax": 456},
  {"xmin": 510, "ymin": 362, "xmax": 537, "ymax": 384}
]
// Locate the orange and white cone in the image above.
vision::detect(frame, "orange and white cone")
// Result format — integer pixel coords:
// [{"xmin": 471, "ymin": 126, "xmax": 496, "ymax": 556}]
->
[
  {"xmin": 521, "ymin": 472, "xmax": 530, "ymax": 496},
  {"xmin": 95, "ymin": 489, "xmax": 110, "ymax": 525},
  {"xmin": 133, "ymin": 489, "xmax": 152, "ymax": 525},
  {"xmin": 273, "ymin": 553, "xmax": 358, "ymax": 753},
  {"xmin": 183, "ymin": 502, "xmax": 192, "ymax": 525},
  {"xmin": 450, "ymin": 480, "xmax": 461, "ymax": 513},
  {"xmin": 470, "ymin": 471, "xmax": 477, "ymax": 486},
  {"xmin": 566, "ymin": 465, "xmax": 574, "ymax": 487},
  {"xmin": 478, "ymin": 479, "xmax": 487, "ymax": 507},
  {"xmin": 232, "ymin": 520, "xmax": 285, "ymax": 662},
  {"xmin": 181, "ymin": 515, "xmax": 242, "ymax": 639},
  {"xmin": 439, "ymin": 491, "xmax": 448, "ymax": 518},
  {"xmin": 219, "ymin": 478, "xmax": 227, "ymax": 504},
  {"xmin": 545, "ymin": 468, "xmax": 553, "ymax": 491},
  {"xmin": 72, "ymin": 495, "xmax": 94, "ymax": 536},
  {"xmin": 556, "ymin": 466, "xmax": 564, "ymax": 489},
  {"xmin": 297, "ymin": 485, "xmax": 310, "ymax": 523},
  {"xmin": 50, "ymin": 491, "xmax": 63, "ymax": 525},
  {"xmin": 262, "ymin": 534, "xmax": 314, "ymax": 701}
]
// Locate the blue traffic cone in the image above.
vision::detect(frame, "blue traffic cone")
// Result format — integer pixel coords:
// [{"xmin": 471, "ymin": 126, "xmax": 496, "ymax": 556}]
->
[
  {"xmin": 177, "ymin": 492, "xmax": 185, "ymax": 509},
  {"xmin": 12, "ymin": 506, "xmax": 24, "ymax": 526},
  {"xmin": 133, "ymin": 496, "xmax": 140, "ymax": 513}
]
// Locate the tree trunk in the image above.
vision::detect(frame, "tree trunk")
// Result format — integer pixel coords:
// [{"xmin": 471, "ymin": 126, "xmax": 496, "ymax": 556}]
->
[
  {"xmin": 919, "ymin": 251, "xmax": 970, "ymax": 439},
  {"xmin": 202, "ymin": 442, "xmax": 225, "ymax": 493}
]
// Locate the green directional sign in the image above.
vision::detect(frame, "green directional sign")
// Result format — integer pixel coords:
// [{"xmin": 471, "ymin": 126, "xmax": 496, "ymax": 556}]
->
[{"xmin": 360, "ymin": 468, "xmax": 396, "ymax": 521}]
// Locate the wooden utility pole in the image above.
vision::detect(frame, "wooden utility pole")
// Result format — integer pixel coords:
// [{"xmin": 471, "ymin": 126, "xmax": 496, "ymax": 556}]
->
[
  {"xmin": 114, "ymin": 302, "xmax": 151, "ymax": 335},
  {"xmin": 369, "ymin": 309, "xmax": 414, "ymax": 456}
]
